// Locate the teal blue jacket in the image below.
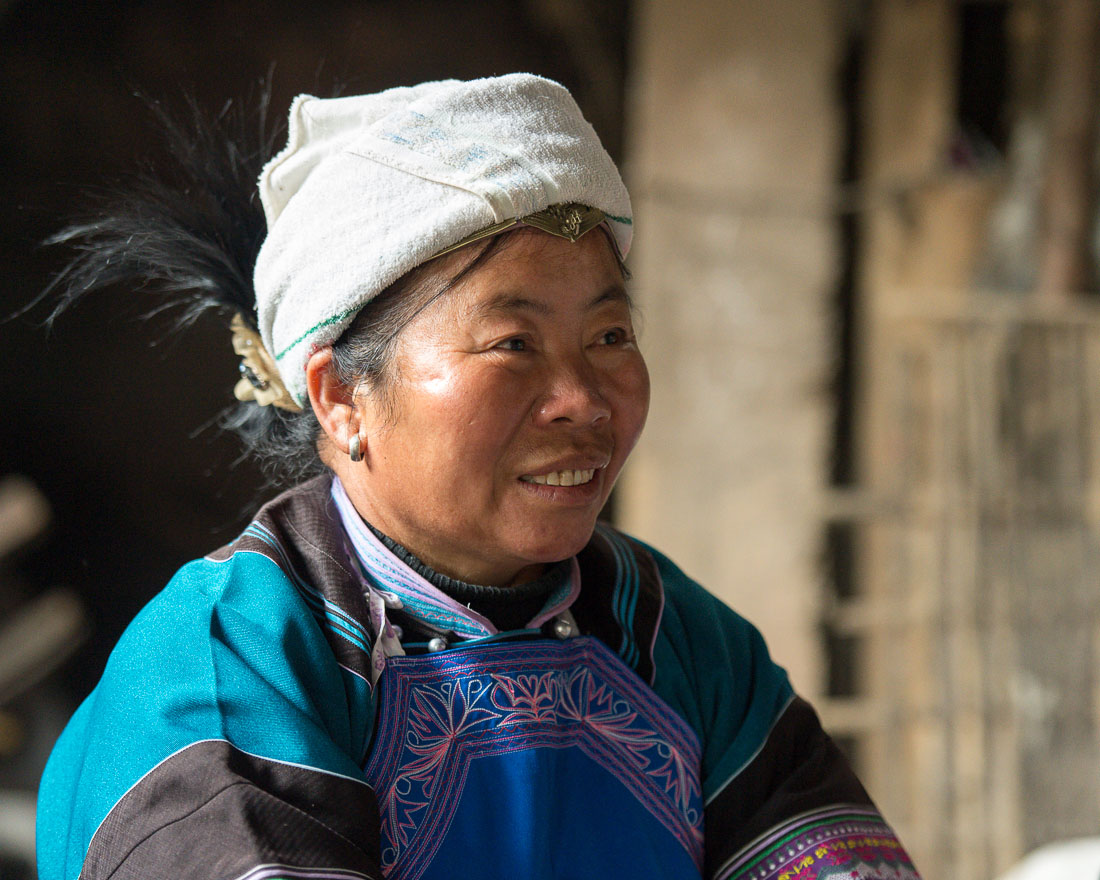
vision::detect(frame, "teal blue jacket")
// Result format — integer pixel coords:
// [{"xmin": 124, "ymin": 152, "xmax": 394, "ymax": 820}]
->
[{"xmin": 38, "ymin": 477, "xmax": 919, "ymax": 880}]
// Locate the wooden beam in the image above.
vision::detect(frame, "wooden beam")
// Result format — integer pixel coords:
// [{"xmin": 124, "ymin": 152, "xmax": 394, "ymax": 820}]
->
[{"xmin": 1036, "ymin": 0, "xmax": 1100, "ymax": 300}]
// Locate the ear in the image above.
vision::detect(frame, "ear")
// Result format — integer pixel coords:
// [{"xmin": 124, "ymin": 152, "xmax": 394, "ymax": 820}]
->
[{"xmin": 305, "ymin": 348, "xmax": 360, "ymax": 456}]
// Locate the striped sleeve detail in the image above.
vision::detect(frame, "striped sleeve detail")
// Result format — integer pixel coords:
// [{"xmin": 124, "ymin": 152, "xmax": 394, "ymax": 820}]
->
[
  {"xmin": 714, "ymin": 805, "xmax": 918, "ymax": 880},
  {"xmin": 704, "ymin": 697, "xmax": 920, "ymax": 879}
]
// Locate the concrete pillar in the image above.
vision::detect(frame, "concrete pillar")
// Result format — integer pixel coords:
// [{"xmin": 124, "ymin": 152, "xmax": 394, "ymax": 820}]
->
[{"xmin": 621, "ymin": 0, "xmax": 842, "ymax": 695}]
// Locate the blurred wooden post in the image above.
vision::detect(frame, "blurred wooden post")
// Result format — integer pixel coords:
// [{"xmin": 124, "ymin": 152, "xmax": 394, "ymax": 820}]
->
[
  {"xmin": 855, "ymin": 1, "xmax": 1005, "ymax": 876},
  {"xmin": 1035, "ymin": 0, "xmax": 1100, "ymax": 301},
  {"xmin": 857, "ymin": 3, "xmax": 962, "ymax": 875}
]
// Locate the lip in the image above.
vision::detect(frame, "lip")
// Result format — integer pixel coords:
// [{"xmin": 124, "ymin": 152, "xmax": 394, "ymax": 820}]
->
[
  {"xmin": 517, "ymin": 467, "xmax": 605, "ymax": 505},
  {"xmin": 518, "ymin": 454, "xmax": 612, "ymax": 480}
]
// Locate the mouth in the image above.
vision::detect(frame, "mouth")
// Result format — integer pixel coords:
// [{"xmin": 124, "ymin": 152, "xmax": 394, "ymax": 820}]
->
[{"xmin": 520, "ymin": 468, "xmax": 597, "ymax": 487}]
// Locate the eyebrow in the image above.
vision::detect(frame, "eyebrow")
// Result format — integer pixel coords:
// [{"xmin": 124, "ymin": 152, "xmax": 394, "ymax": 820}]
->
[{"xmin": 473, "ymin": 284, "xmax": 632, "ymax": 319}]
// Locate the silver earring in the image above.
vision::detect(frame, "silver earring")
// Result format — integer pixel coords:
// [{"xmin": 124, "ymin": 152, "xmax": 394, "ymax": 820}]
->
[{"xmin": 348, "ymin": 434, "xmax": 363, "ymax": 462}]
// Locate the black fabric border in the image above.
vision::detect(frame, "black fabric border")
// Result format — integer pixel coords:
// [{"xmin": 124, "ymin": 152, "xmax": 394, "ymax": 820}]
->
[
  {"xmin": 702, "ymin": 697, "xmax": 874, "ymax": 879},
  {"xmin": 573, "ymin": 523, "xmax": 663, "ymax": 684},
  {"xmin": 80, "ymin": 739, "xmax": 382, "ymax": 880}
]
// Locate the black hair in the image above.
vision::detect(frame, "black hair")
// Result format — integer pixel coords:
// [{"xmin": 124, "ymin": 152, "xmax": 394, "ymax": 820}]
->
[{"xmin": 224, "ymin": 234, "xmax": 510, "ymax": 483}]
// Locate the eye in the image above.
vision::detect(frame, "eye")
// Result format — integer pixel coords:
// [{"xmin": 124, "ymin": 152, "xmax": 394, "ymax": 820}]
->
[
  {"xmin": 599, "ymin": 328, "xmax": 627, "ymax": 345},
  {"xmin": 496, "ymin": 337, "xmax": 527, "ymax": 352}
]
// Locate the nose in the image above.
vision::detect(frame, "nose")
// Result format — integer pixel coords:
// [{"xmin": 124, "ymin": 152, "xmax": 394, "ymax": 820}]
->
[{"xmin": 534, "ymin": 356, "xmax": 612, "ymax": 426}]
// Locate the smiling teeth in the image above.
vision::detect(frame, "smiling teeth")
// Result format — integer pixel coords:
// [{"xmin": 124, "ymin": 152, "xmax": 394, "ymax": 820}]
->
[{"xmin": 522, "ymin": 469, "xmax": 596, "ymax": 487}]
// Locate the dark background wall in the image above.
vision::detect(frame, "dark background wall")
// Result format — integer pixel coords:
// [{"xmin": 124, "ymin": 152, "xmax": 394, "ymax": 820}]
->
[{"xmin": 0, "ymin": 0, "xmax": 630, "ymax": 792}]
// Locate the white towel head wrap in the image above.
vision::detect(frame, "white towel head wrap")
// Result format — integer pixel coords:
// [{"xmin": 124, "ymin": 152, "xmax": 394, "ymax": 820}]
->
[{"xmin": 253, "ymin": 73, "xmax": 633, "ymax": 407}]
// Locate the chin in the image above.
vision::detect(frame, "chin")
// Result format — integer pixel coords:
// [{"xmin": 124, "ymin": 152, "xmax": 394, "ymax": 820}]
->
[{"xmin": 513, "ymin": 521, "xmax": 599, "ymax": 566}]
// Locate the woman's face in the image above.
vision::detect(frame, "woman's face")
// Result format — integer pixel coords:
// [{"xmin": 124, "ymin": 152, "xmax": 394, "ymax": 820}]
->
[{"xmin": 340, "ymin": 229, "xmax": 650, "ymax": 586}]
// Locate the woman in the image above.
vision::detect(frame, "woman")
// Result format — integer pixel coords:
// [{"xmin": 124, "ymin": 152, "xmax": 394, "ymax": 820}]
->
[{"xmin": 36, "ymin": 75, "xmax": 920, "ymax": 880}]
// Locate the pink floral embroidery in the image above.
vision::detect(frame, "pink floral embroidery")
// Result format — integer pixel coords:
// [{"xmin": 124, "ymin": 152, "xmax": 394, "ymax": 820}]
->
[
  {"xmin": 490, "ymin": 671, "xmax": 558, "ymax": 724},
  {"xmin": 366, "ymin": 642, "xmax": 704, "ymax": 877}
]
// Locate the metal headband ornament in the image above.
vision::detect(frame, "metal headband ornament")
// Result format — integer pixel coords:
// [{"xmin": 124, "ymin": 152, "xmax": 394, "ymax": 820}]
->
[
  {"xmin": 431, "ymin": 203, "xmax": 607, "ymax": 259},
  {"xmin": 230, "ymin": 313, "xmax": 303, "ymax": 412}
]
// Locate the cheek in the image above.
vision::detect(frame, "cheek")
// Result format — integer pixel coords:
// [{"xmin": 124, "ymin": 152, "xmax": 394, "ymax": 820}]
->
[
  {"xmin": 395, "ymin": 361, "xmax": 533, "ymax": 460},
  {"xmin": 614, "ymin": 356, "xmax": 651, "ymax": 443}
]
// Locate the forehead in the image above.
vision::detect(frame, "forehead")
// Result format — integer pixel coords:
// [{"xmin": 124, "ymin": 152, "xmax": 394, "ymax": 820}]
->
[{"xmin": 449, "ymin": 229, "xmax": 628, "ymax": 318}]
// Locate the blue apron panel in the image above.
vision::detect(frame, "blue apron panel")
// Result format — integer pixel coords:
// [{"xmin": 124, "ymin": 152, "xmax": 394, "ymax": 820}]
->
[{"xmin": 365, "ymin": 637, "xmax": 704, "ymax": 879}]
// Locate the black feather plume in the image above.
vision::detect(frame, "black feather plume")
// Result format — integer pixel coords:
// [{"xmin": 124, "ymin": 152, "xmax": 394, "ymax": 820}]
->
[
  {"xmin": 22, "ymin": 81, "xmax": 332, "ymax": 488},
  {"xmin": 29, "ymin": 82, "xmax": 284, "ymax": 333}
]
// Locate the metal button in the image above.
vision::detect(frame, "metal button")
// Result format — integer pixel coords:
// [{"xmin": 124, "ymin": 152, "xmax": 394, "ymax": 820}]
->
[
  {"xmin": 427, "ymin": 636, "xmax": 447, "ymax": 653},
  {"xmin": 379, "ymin": 590, "xmax": 403, "ymax": 609},
  {"xmin": 552, "ymin": 618, "xmax": 573, "ymax": 639}
]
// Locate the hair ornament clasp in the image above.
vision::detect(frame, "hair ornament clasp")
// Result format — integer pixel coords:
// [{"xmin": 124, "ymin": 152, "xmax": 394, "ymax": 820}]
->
[{"xmin": 230, "ymin": 313, "xmax": 303, "ymax": 412}]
